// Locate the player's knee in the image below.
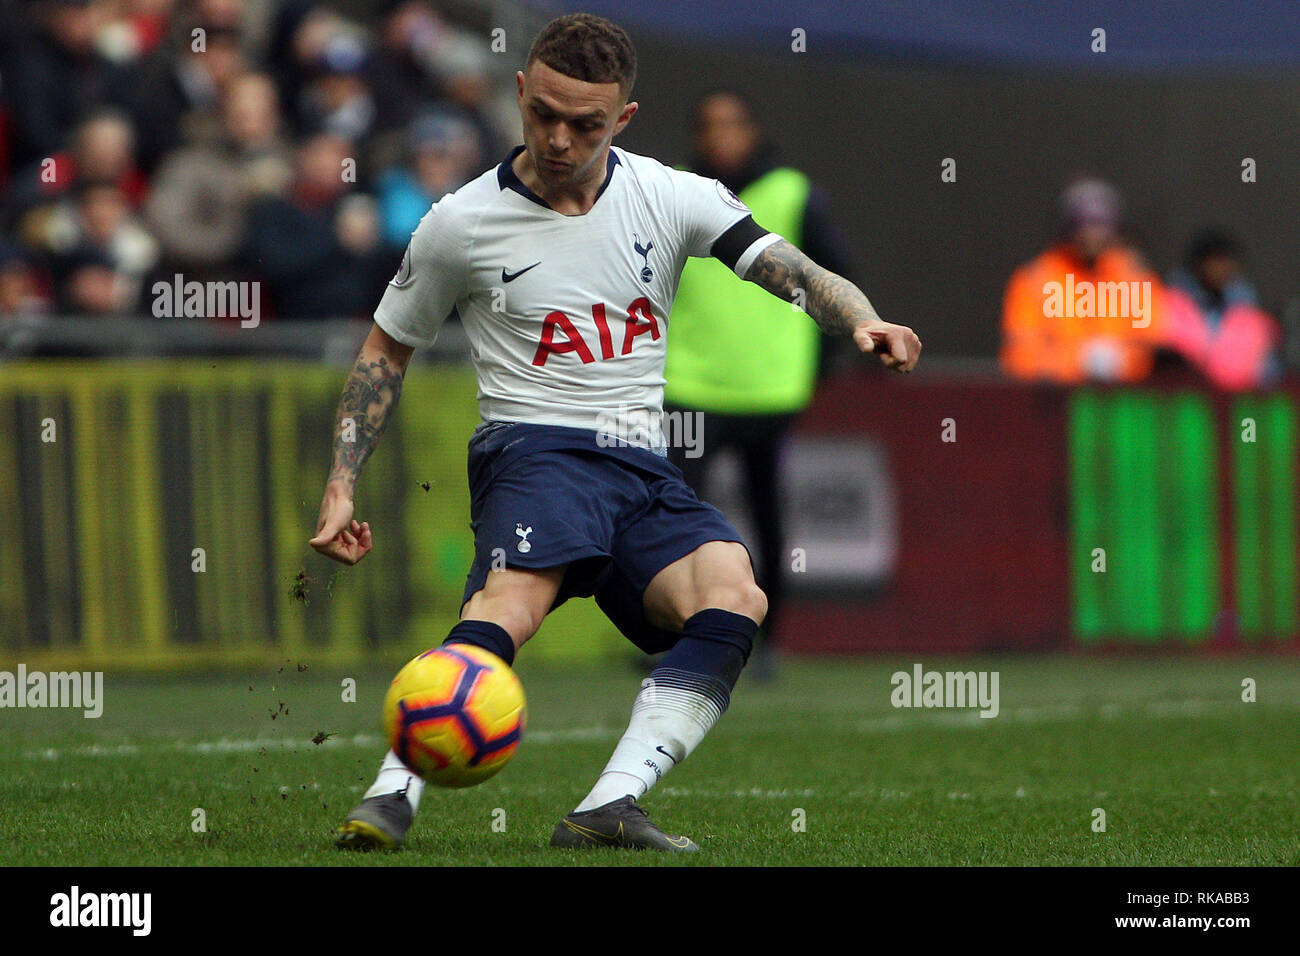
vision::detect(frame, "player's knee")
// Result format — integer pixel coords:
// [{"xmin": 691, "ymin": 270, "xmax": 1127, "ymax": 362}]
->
[
  {"xmin": 700, "ymin": 581, "xmax": 767, "ymax": 626},
  {"xmin": 740, "ymin": 582, "xmax": 769, "ymax": 625}
]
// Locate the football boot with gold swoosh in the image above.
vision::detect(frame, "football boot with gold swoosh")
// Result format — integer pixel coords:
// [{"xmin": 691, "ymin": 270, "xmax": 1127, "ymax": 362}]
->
[{"xmin": 549, "ymin": 796, "xmax": 699, "ymax": 851}]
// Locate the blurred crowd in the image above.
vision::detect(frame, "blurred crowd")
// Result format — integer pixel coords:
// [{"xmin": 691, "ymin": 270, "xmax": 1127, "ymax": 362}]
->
[
  {"xmin": 1002, "ymin": 177, "xmax": 1282, "ymax": 391},
  {"xmin": 0, "ymin": 0, "xmax": 517, "ymax": 320},
  {"xmin": 0, "ymin": 2, "xmax": 1284, "ymax": 392}
]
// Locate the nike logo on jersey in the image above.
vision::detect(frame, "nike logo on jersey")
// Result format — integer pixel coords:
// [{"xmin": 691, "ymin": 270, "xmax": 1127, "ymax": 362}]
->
[{"xmin": 501, "ymin": 262, "xmax": 541, "ymax": 283}]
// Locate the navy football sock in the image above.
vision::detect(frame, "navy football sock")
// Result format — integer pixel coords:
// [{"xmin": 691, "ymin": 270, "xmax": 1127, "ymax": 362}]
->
[
  {"xmin": 442, "ymin": 619, "xmax": 517, "ymax": 666},
  {"xmin": 659, "ymin": 607, "xmax": 757, "ymax": 688},
  {"xmin": 574, "ymin": 608, "xmax": 758, "ymax": 811}
]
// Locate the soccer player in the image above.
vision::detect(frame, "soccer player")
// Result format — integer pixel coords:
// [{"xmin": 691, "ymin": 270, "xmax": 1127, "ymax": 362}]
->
[{"xmin": 310, "ymin": 13, "xmax": 920, "ymax": 852}]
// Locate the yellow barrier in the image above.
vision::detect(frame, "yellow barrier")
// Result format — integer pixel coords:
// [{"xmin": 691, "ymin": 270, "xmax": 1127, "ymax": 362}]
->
[{"xmin": 0, "ymin": 360, "xmax": 625, "ymax": 670}]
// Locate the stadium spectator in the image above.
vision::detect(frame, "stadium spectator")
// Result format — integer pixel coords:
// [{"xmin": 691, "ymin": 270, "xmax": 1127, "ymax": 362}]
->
[
  {"xmin": 270, "ymin": 4, "xmax": 352, "ymax": 134},
  {"xmin": 0, "ymin": 243, "xmax": 51, "ymax": 318},
  {"xmin": 9, "ymin": 109, "xmax": 148, "ymax": 218},
  {"xmin": 94, "ymin": 0, "xmax": 176, "ymax": 64},
  {"xmin": 425, "ymin": 36, "xmax": 510, "ymax": 164},
  {"xmin": 55, "ymin": 245, "xmax": 133, "ymax": 315},
  {"xmin": 375, "ymin": 109, "xmax": 480, "ymax": 249},
  {"xmin": 369, "ymin": 0, "xmax": 514, "ymax": 159},
  {"xmin": 131, "ymin": 12, "xmax": 247, "ymax": 169},
  {"xmin": 663, "ymin": 89, "xmax": 859, "ymax": 676},
  {"xmin": 1001, "ymin": 177, "xmax": 1166, "ymax": 384},
  {"xmin": 369, "ymin": 0, "xmax": 456, "ymax": 127},
  {"xmin": 1163, "ymin": 229, "xmax": 1280, "ymax": 391},
  {"xmin": 37, "ymin": 179, "xmax": 160, "ymax": 311},
  {"xmin": 297, "ymin": 28, "xmax": 383, "ymax": 143},
  {"xmin": 146, "ymin": 70, "xmax": 292, "ymax": 271},
  {"xmin": 193, "ymin": 0, "xmax": 249, "ymax": 34},
  {"xmin": 0, "ymin": 0, "xmax": 517, "ymax": 319},
  {"xmin": 243, "ymin": 133, "xmax": 387, "ymax": 319},
  {"xmin": 1, "ymin": 0, "xmax": 138, "ymax": 171}
]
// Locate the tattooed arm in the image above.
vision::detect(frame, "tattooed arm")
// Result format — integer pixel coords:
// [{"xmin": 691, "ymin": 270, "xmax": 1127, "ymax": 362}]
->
[
  {"xmin": 309, "ymin": 323, "xmax": 415, "ymax": 565},
  {"xmin": 745, "ymin": 238, "xmax": 921, "ymax": 372}
]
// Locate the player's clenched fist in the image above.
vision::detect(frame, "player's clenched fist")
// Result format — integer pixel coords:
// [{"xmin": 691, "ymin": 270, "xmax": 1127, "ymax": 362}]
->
[
  {"xmin": 853, "ymin": 321, "xmax": 922, "ymax": 373},
  {"xmin": 309, "ymin": 492, "xmax": 373, "ymax": 565}
]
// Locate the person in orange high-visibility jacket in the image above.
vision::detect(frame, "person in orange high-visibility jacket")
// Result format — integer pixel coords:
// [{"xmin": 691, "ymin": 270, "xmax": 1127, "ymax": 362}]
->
[{"xmin": 1002, "ymin": 178, "xmax": 1166, "ymax": 384}]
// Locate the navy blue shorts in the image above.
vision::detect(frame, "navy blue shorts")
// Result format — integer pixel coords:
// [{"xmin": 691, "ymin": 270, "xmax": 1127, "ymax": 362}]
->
[{"xmin": 459, "ymin": 421, "xmax": 750, "ymax": 654}]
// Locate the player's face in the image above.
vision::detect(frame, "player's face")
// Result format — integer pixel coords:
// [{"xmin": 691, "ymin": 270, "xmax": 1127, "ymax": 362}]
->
[{"xmin": 517, "ymin": 62, "xmax": 637, "ymax": 190}]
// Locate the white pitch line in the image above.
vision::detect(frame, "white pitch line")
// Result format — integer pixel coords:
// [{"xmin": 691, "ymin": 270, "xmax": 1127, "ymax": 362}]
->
[
  {"xmin": 21, "ymin": 726, "xmax": 617, "ymax": 761},
  {"xmin": 18, "ymin": 696, "xmax": 1288, "ymax": 762},
  {"xmin": 851, "ymin": 696, "xmax": 1269, "ymax": 733}
]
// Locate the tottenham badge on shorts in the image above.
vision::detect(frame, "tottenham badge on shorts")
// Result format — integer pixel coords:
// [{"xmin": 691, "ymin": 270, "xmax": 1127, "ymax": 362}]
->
[{"xmin": 515, "ymin": 522, "xmax": 533, "ymax": 553}]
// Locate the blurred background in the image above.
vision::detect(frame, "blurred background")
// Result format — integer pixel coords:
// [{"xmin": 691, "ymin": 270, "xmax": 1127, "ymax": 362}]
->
[{"xmin": 1, "ymin": 0, "xmax": 1298, "ymax": 670}]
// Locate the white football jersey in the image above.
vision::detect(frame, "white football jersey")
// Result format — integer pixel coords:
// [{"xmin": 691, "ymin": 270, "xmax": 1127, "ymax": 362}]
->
[{"xmin": 374, "ymin": 145, "xmax": 779, "ymax": 441}]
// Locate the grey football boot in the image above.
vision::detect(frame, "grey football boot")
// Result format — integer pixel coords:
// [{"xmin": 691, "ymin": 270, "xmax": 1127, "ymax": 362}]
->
[
  {"xmin": 334, "ymin": 791, "xmax": 413, "ymax": 851},
  {"xmin": 550, "ymin": 796, "xmax": 699, "ymax": 852}
]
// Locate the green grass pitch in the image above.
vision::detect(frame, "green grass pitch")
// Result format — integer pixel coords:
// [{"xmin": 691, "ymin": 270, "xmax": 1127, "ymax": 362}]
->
[{"xmin": 2, "ymin": 656, "xmax": 1297, "ymax": 866}]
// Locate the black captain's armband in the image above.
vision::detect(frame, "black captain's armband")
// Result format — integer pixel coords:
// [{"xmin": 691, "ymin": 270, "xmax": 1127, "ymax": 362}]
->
[{"xmin": 710, "ymin": 215, "xmax": 771, "ymax": 271}]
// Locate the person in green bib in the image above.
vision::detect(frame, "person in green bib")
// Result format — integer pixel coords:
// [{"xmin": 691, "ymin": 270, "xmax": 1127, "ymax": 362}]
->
[{"xmin": 665, "ymin": 90, "xmax": 859, "ymax": 677}]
